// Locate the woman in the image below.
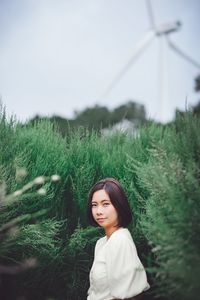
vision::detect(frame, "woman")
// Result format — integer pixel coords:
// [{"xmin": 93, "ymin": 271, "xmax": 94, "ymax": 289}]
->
[{"xmin": 87, "ymin": 178, "xmax": 150, "ymax": 300}]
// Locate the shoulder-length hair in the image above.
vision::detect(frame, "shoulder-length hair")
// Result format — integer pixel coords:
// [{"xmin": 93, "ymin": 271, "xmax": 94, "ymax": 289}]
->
[{"xmin": 87, "ymin": 178, "xmax": 132, "ymax": 227}]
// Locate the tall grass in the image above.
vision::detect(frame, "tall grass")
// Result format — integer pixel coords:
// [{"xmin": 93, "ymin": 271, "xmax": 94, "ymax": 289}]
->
[
  {"xmin": 0, "ymin": 105, "xmax": 199, "ymax": 299},
  {"xmin": 135, "ymin": 113, "xmax": 200, "ymax": 300}
]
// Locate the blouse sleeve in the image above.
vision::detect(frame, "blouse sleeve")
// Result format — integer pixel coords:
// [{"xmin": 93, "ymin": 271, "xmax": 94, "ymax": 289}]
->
[{"xmin": 105, "ymin": 232, "xmax": 149, "ymax": 299}]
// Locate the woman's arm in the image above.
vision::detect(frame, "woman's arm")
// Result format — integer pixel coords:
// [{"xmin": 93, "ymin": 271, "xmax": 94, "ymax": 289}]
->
[{"xmin": 106, "ymin": 232, "xmax": 149, "ymax": 299}]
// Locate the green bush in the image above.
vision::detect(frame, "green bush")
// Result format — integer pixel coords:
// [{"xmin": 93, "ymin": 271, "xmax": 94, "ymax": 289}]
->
[
  {"xmin": 0, "ymin": 106, "xmax": 199, "ymax": 300},
  {"xmin": 135, "ymin": 113, "xmax": 200, "ymax": 300}
]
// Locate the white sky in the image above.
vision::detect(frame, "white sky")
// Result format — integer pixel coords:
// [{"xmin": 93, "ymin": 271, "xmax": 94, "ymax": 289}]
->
[{"xmin": 0, "ymin": 0, "xmax": 200, "ymax": 123}]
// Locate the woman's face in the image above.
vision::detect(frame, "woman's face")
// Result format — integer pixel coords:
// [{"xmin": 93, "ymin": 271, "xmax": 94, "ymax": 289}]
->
[{"xmin": 91, "ymin": 189, "xmax": 119, "ymax": 231}]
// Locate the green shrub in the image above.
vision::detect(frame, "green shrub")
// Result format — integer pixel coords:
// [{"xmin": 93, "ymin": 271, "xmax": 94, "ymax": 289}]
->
[
  {"xmin": 135, "ymin": 113, "xmax": 200, "ymax": 300},
  {"xmin": 0, "ymin": 107, "xmax": 199, "ymax": 300}
]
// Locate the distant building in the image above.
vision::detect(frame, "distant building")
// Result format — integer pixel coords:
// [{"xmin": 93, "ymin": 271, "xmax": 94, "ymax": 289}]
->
[{"xmin": 101, "ymin": 119, "xmax": 139, "ymax": 137}]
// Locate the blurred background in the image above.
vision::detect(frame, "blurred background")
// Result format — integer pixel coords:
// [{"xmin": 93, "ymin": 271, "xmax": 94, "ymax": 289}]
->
[
  {"xmin": 1, "ymin": 2, "xmax": 200, "ymax": 299},
  {"xmin": 0, "ymin": 0, "xmax": 200, "ymax": 124}
]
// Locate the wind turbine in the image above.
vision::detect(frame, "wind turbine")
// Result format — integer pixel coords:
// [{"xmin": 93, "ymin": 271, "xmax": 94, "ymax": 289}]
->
[{"xmin": 97, "ymin": 0, "xmax": 200, "ymax": 122}]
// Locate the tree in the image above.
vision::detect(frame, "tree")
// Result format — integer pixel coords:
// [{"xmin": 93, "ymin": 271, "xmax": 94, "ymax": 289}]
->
[
  {"xmin": 26, "ymin": 101, "xmax": 147, "ymax": 136},
  {"xmin": 195, "ymin": 74, "xmax": 200, "ymax": 92},
  {"xmin": 111, "ymin": 101, "xmax": 146, "ymax": 124},
  {"xmin": 193, "ymin": 74, "xmax": 200, "ymax": 116}
]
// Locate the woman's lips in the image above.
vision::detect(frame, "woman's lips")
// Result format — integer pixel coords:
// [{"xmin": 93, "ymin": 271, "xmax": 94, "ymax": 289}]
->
[{"xmin": 97, "ymin": 218, "xmax": 106, "ymax": 223}]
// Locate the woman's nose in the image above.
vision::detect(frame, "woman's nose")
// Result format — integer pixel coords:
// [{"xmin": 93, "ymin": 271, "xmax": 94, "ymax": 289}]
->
[{"xmin": 96, "ymin": 206, "xmax": 103, "ymax": 215}]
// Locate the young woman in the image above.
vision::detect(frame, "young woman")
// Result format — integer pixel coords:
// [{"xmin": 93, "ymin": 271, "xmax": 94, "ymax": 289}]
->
[{"xmin": 87, "ymin": 178, "xmax": 150, "ymax": 300}]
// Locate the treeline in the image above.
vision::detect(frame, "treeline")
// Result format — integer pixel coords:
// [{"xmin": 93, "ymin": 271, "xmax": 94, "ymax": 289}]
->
[
  {"xmin": 28, "ymin": 100, "xmax": 146, "ymax": 136},
  {"xmin": 0, "ymin": 103, "xmax": 200, "ymax": 300},
  {"xmin": 28, "ymin": 99, "xmax": 200, "ymax": 138}
]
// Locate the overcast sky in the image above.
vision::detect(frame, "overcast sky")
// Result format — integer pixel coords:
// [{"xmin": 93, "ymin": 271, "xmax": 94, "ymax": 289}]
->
[{"xmin": 0, "ymin": 0, "xmax": 200, "ymax": 123}]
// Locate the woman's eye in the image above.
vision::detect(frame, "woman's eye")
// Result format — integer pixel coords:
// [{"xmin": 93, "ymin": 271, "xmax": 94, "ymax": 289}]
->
[
  {"xmin": 103, "ymin": 203, "xmax": 110, "ymax": 206},
  {"xmin": 91, "ymin": 203, "xmax": 97, "ymax": 207}
]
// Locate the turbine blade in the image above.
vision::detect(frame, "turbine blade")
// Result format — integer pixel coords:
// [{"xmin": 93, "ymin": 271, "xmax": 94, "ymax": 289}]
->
[
  {"xmin": 97, "ymin": 30, "xmax": 156, "ymax": 101},
  {"xmin": 145, "ymin": 0, "xmax": 156, "ymax": 29},
  {"xmin": 167, "ymin": 36, "xmax": 200, "ymax": 69}
]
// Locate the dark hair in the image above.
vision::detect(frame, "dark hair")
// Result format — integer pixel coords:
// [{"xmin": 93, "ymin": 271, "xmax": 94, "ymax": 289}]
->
[{"xmin": 87, "ymin": 178, "xmax": 132, "ymax": 227}]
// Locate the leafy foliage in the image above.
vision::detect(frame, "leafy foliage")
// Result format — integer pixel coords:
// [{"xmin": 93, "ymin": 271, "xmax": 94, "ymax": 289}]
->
[
  {"xmin": 0, "ymin": 104, "xmax": 199, "ymax": 300},
  {"xmin": 28, "ymin": 100, "xmax": 146, "ymax": 136}
]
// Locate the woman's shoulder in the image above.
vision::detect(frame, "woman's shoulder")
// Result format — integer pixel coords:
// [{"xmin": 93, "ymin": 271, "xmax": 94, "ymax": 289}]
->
[
  {"xmin": 109, "ymin": 228, "xmax": 133, "ymax": 242},
  {"xmin": 105, "ymin": 228, "xmax": 140, "ymax": 268},
  {"xmin": 107, "ymin": 228, "xmax": 136, "ymax": 249},
  {"xmin": 95, "ymin": 235, "xmax": 107, "ymax": 249}
]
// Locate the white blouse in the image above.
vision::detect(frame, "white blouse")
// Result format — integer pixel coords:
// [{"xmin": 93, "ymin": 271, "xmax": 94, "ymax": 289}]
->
[{"xmin": 87, "ymin": 228, "xmax": 150, "ymax": 300}]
